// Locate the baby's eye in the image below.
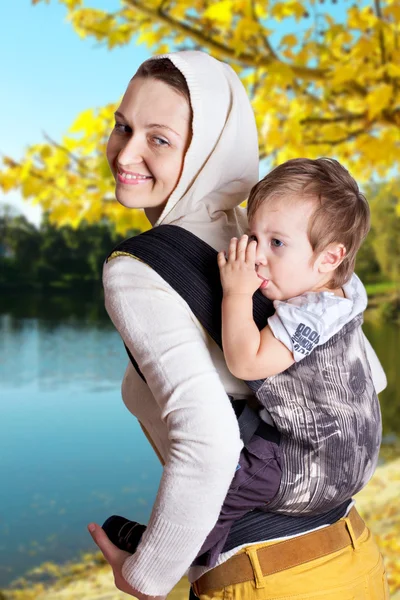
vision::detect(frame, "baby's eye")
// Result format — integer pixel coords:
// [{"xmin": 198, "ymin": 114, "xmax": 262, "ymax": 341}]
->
[
  {"xmin": 271, "ymin": 238, "xmax": 284, "ymax": 248},
  {"xmin": 114, "ymin": 122, "xmax": 131, "ymax": 134}
]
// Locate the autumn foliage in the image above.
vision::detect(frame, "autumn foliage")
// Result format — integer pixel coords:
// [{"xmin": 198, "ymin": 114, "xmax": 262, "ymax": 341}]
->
[{"xmin": 1, "ymin": 0, "xmax": 400, "ymax": 233}]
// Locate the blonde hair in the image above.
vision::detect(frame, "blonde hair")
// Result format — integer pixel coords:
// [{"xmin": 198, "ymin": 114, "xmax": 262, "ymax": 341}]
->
[{"xmin": 247, "ymin": 158, "xmax": 370, "ymax": 288}]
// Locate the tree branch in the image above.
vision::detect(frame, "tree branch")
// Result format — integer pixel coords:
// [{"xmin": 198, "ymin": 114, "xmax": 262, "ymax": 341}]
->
[
  {"xmin": 301, "ymin": 112, "xmax": 366, "ymax": 125},
  {"xmin": 2, "ymin": 157, "xmax": 76, "ymax": 198},
  {"xmin": 123, "ymin": 0, "xmax": 328, "ymax": 80},
  {"xmin": 250, "ymin": 0, "xmax": 278, "ymax": 60},
  {"xmin": 306, "ymin": 127, "xmax": 366, "ymax": 146},
  {"xmin": 42, "ymin": 133, "xmax": 88, "ymax": 170},
  {"xmin": 374, "ymin": 0, "xmax": 387, "ymax": 65}
]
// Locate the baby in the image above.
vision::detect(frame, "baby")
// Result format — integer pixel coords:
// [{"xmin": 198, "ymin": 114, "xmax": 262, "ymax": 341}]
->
[
  {"xmin": 102, "ymin": 158, "xmax": 382, "ymax": 571},
  {"xmin": 194, "ymin": 157, "xmax": 382, "ymax": 566}
]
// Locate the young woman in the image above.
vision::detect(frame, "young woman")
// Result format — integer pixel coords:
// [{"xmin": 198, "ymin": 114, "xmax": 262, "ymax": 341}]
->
[{"xmin": 88, "ymin": 51, "xmax": 389, "ymax": 600}]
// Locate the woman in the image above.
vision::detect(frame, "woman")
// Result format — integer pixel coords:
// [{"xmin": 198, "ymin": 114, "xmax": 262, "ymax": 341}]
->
[{"xmin": 88, "ymin": 51, "xmax": 389, "ymax": 600}]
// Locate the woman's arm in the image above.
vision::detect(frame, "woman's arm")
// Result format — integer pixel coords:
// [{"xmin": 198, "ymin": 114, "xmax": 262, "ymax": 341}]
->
[{"xmin": 103, "ymin": 256, "xmax": 243, "ymax": 596}]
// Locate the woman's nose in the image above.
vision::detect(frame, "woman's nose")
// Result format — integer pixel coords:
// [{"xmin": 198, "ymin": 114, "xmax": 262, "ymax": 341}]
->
[{"xmin": 118, "ymin": 136, "xmax": 144, "ymax": 166}]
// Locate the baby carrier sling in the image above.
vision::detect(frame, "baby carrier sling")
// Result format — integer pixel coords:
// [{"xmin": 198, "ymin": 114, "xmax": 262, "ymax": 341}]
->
[{"xmin": 107, "ymin": 224, "xmax": 381, "ymax": 517}]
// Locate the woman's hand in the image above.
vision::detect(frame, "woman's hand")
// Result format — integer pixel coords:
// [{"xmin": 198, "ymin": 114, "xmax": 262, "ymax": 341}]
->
[
  {"xmin": 217, "ymin": 235, "xmax": 260, "ymax": 296},
  {"xmin": 88, "ymin": 523, "xmax": 166, "ymax": 600}
]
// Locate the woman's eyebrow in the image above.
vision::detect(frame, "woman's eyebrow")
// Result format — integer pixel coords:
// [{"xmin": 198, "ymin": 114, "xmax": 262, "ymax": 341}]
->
[
  {"xmin": 114, "ymin": 110, "xmax": 127, "ymax": 121},
  {"xmin": 145, "ymin": 123, "xmax": 181, "ymax": 137}
]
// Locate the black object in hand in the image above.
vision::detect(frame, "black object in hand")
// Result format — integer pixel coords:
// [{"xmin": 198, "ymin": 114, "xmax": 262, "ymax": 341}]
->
[{"xmin": 102, "ymin": 515, "xmax": 146, "ymax": 553}]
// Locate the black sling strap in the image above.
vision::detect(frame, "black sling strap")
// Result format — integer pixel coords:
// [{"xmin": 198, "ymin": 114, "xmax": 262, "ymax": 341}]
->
[
  {"xmin": 106, "ymin": 224, "xmax": 352, "ymax": 555},
  {"xmin": 107, "ymin": 224, "xmax": 277, "ymax": 443}
]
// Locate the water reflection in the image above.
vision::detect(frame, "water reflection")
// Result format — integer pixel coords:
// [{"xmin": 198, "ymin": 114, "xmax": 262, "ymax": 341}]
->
[
  {"xmin": 0, "ymin": 292, "xmax": 161, "ymax": 588},
  {"xmin": 0, "ymin": 292, "xmax": 399, "ymax": 588}
]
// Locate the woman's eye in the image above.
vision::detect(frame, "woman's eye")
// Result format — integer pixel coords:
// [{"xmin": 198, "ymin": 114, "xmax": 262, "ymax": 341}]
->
[
  {"xmin": 152, "ymin": 136, "xmax": 169, "ymax": 147},
  {"xmin": 114, "ymin": 122, "xmax": 131, "ymax": 134},
  {"xmin": 271, "ymin": 238, "xmax": 284, "ymax": 248}
]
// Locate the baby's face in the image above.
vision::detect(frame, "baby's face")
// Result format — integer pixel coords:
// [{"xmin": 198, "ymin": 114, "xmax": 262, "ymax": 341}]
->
[{"xmin": 248, "ymin": 197, "xmax": 326, "ymax": 301}]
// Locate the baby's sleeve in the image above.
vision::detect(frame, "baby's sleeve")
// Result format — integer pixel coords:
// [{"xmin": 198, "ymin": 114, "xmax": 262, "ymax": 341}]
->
[{"xmin": 268, "ymin": 299, "xmax": 326, "ymax": 362}]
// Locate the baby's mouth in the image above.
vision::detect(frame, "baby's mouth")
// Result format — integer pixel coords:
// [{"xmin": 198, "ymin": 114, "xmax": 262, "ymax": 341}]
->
[{"xmin": 257, "ymin": 274, "xmax": 269, "ymax": 290}]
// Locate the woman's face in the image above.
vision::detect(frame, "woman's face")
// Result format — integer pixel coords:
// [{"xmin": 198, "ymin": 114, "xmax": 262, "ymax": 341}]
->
[{"xmin": 107, "ymin": 77, "xmax": 192, "ymax": 223}]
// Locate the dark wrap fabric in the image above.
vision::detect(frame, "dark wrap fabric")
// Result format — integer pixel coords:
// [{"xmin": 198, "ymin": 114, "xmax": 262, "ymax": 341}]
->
[{"xmin": 107, "ymin": 225, "xmax": 365, "ymax": 550}]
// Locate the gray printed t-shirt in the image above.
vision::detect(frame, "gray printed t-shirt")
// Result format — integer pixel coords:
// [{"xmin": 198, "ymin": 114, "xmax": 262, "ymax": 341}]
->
[
  {"xmin": 268, "ymin": 274, "xmax": 367, "ymax": 362},
  {"xmin": 256, "ymin": 273, "xmax": 381, "ymax": 514}
]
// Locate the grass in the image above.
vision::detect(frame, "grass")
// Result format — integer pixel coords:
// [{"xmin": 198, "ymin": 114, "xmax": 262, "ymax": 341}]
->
[{"xmin": 365, "ymin": 281, "xmax": 398, "ymax": 296}]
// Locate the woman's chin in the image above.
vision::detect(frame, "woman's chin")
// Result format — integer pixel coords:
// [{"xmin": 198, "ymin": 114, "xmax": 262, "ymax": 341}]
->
[{"xmin": 115, "ymin": 189, "xmax": 147, "ymax": 209}]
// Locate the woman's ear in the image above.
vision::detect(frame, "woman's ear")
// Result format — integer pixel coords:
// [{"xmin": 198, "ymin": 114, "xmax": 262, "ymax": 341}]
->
[{"xmin": 317, "ymin": 243, "xmax": 346, "ymax": 274}]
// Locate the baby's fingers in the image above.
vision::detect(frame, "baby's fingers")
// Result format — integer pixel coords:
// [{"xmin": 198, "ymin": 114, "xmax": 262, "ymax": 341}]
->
[
  {"xmin": 228, "ymin": 237, "xmax": 238, "ymax": 262},
  {"xmin": 246, "ymin": 238, "xmax": 257, "ymax": 265},
  {"xmin": 217, "ymin": 251, "xmax": 227, "ymax": 268},
  {"xmin": 237, "ymin": 235, "xmax": 249, "ymax": 261}
]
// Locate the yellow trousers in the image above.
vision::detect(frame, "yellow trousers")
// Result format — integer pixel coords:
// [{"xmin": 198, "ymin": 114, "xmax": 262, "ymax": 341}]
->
[{"xmin": 198, "ymin": 526, "xmax": 389, "ymax": 600}]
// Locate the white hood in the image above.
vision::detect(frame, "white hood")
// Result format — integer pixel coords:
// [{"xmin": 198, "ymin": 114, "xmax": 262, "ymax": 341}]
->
[{"xmin": 151, "ymin": 50, "xmax": 259, "ymax": 250}]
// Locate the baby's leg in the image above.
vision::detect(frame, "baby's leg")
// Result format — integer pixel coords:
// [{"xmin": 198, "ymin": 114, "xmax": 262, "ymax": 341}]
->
[{"xmin": 195, "ymin": 435, "xmax": 281, "ymax": 567}]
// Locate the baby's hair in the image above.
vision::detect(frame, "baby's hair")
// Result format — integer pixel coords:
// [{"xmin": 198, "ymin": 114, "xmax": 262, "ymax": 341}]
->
[
  {"xmin": 247, "ymin": 157, "xmax": 370, "ymax": 288},
  {"xmin": 133, "ymin": 57, "xmax": 191, "ymax": 105}
]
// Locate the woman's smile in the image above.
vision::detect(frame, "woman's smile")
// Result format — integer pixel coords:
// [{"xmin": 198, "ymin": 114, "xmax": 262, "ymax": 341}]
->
[{"xmin": 117, "ymin": 168, "xmax": 153, "ymax": 185}]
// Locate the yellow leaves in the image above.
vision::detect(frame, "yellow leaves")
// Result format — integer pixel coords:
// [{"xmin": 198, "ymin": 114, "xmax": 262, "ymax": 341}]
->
[
  {"xmin": 386, "ymin": 62, "xmax": 400, "ymax": 78},
  {"xmin": 137, "ymin": 29, "xmax": 163, "ymax": 48},
  {"xmin": 0, "ymin": 159, "xmax": 20, "ymax": 192},
  {"xmin": 366, "ymin": 84, "xmax": 393, "ymax": 120},
  {"xmin": 68, "ymin": 8, "xmax": 116, "ymax": 42},
  {"xmin": 353, "ymin": 36, "xmax": 376, "ymax": 61},
  {"xmin": 108, "ymin": 24, "xmax": 135, "ymax": 49},
  {"xmin": 265, "ymin": 61, "xmax": 294, "ymax": 86},
  {"xmin": 254, "ymin": 1, "xmax": 268, "ymax": 20},
  {"xmin": 232, "ymin": 17, "xmax": 262, "ymax": 54},
  {"xmin": 348, "ymin": 5, "xmax": 378, "ymax": 32},
  {"xmin": 271, "ymin": 1, "xmax": 305, "ymax": 22},
  {"xmin": 383, "ymin": 2, "xmax": 400, "ymax": 22},
  {"xmin": 69, "ymin": 105, "xmax": 112, "ymax": 145},
  {"xmin": 17, "ymin": 0, "xmax": 400, "ymax": 235},
  {"xmin": 61, "ymin": 0, "xmax": 82, "ymax": 9},
  {"xmin": 280, "ymin": 34, "xmax": 297, "ymax": 49},
  {"xmin": 203, "ymin": 0, "xmax": 234, "ymax": 24},
  {"xmin": 330, "ymin": 64, "xmax": 358, "ymax": 86},
  {"xmin": 70, "ymin": 109, "xmax": 97, "ymax": 135}
]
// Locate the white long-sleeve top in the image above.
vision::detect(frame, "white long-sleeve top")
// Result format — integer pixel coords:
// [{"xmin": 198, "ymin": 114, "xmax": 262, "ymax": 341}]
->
[
  {"xmin": 104, "ymin": 256, "xmax": 251, "ymax": 595},
  {"xmin": 103, "ymin": 255, "xmax": 387, "ymax": 595}
]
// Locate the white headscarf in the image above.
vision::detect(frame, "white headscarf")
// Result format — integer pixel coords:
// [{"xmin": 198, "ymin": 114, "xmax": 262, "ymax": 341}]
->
[{"xmin": 150, "ymin": 50, "xmax": 259, "ymax": 249}]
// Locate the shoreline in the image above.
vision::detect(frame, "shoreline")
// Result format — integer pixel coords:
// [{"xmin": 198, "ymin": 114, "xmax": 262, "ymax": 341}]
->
[{"xmin": 2, "ymin": 458, "xmax": 400, "ymax": 600}]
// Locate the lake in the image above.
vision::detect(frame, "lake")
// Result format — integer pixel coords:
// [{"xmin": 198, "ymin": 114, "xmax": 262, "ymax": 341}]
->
[{"xmin": 0, "ymin": 292, "xmax": 399, "ymax": 588}]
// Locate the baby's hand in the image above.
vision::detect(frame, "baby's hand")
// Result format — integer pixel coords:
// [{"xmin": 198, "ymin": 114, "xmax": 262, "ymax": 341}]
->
[{"xmin": 217, "ymin": 235, "xmax": 261, "ymax": 296}]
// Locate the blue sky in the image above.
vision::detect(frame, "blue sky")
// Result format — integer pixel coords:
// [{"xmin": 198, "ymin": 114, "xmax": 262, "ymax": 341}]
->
[
  {"xmin": 1, "ymin": 0, "xmax": 356, "ymax": 225},
  {"xmin": 0, "ymin": 1, "xmax": 150, "ymax": 224}
]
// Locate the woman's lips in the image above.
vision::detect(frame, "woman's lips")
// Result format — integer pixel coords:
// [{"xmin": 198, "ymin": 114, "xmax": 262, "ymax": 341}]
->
[{"xmin": 117, "ymin": 170, "xmax": 153, "ymax": 185}]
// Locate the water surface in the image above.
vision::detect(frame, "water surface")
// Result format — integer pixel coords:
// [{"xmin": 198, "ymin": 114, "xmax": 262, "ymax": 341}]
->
[{"xmin": 0, "ymin": 292, "xmax": 398, "ymax": 587}]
